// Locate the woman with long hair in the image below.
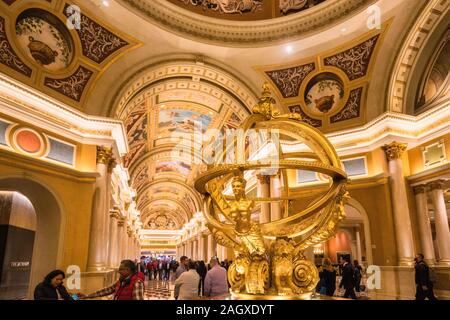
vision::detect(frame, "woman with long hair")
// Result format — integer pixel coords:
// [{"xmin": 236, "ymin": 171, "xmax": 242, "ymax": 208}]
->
[{"xmin": 34, "ymin": 270, "xmax": 73, "ymax": 300}]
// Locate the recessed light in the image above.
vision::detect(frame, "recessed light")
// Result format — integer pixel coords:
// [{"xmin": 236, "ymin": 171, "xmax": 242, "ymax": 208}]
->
[
  {"xmin": 102, "ymin": 0, "xmax": 110, "ymax": 7},
  {"xmin": 285, "ymin": 45, "xmax": 293, "ymax": 54}
]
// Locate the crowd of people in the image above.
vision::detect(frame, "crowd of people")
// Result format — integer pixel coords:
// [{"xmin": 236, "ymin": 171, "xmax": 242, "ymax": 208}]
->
[
  {"xmin": 32, "ymin": 253, "xmax": 438, "ymax": 300},
  {"xmin": 173, "ymin": 256, "xmax": 230, "ymax": 300},
  {"xmin": 315, "ymin": 257, "xmax": 364, "ymax": 299}
]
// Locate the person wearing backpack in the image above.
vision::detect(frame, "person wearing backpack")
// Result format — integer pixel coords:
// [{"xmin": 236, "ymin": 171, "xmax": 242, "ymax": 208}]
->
[{"xmin": 414, "ymin": 253, "xmax": 437, "ymax": 300}]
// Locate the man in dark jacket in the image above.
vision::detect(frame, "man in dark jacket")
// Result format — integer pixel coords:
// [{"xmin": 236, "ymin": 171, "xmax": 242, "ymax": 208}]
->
[
  {"xmin": 339, "ymin": 257, "xmax": 357, "ymax": 299},
  {"xmin": 414, "ymin": 253, "xmax": 437, "ymax": 300}
]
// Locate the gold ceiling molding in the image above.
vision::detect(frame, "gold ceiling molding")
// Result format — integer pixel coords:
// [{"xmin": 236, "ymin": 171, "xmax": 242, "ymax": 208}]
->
[
  {"xmin": 255, "ymin": 25, "xmax": 387, "ymax": 132},
  {"xmin": 387, "ymin": 0, "xmax": 450, "ymax": 114},
  {"xmin": 0, "ymin": 0, "xmax": 141, "ymax": 110},
  {"xmin": 117, "ymin": 0, "xmax": 375, "ymax": 46}
]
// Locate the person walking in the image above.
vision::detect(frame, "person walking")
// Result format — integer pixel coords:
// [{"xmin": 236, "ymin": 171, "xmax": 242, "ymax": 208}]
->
[
  {"xmin": 34, "ymin": 270, "xmax": 73, "ymax": 300},
  {"xmin": 196, "ymin": 261, "xmax": 207, "ymax": 296},
  {"xmin": 174, "ymin": 256, "xmax": 189, "ymax": 299},
  {"xmin": 78, "ymin": 260, "xmax": 144, "ymax": 300},
  {"xmin": 204, "ymin": 257, "xmax": 229, "ymax": 298},
  {"xmin": 320, "ymin": 258, "xmax": 337, "ymax": 297},
  {"xmin": 339, "ymin": 257, "xmax": 357, "ymax": 299},
  {"xmin": 174, "ymin": 260, "xmax": 200, "ymax": 300},
  {"xmin": 414, "ymin": 253, "xmax": 438, "ymax": 300}
]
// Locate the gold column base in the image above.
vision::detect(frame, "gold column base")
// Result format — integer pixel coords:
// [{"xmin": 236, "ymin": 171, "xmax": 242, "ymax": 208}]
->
[{"xmin": 231, "ymin": 291, "xmax": 313, "ymax": 300}]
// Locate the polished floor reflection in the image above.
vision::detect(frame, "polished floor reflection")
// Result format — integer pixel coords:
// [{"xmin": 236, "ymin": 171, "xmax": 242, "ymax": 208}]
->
[{"xmin": 144, "ymin": 280, "xmax": 174, "ymax": 300}]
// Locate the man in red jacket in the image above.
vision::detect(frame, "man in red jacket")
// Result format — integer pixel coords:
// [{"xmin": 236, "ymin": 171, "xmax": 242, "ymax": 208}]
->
[{"xmin": 79, "ymin": 260, "xmax": 145, "ymax": 300}]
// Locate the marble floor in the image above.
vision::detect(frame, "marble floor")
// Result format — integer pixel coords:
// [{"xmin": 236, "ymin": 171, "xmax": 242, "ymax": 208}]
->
[{"xmin": 142, "ymin": 279, "xmax": 372, "ymax": 300}]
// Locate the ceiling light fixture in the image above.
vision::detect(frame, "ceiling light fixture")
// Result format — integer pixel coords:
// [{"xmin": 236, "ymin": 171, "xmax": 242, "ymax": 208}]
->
[
  {"xmin": 285, "ymin": 45, "xmax": 293, "ymax": 54},
  {"xmin": 102, "ymin": 0, "xmax": 110, "ymax": 7}
]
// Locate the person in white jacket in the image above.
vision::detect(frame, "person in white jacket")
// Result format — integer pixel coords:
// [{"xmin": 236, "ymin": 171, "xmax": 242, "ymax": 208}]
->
[{"xmin": 174, "ymin": 260, "xmax": 200, "ymax": 300}]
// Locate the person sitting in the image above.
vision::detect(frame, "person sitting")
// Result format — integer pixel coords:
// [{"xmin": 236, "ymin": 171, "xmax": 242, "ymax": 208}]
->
[
  {"xmin": 78, "ymin": 260, "xmax": 144, "ymax": 300},
  {"xmin": 174, "ymin": 260, "xmax": 200, "ymax": 300},
  {"xmin": 34, "ymin": 270, "xmax": 73, "ymax": 300}
]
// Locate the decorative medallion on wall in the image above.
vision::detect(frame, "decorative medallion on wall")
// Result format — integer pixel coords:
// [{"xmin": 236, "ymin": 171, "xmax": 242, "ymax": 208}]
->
[
  {"xmin": 258, "ymin": 28, "xmax": 385, "ymax": 132},
  {"xmin": 63, "ymin": 4, "xmax": 129, "ymax": 64},
  {"xmin": 0, "ymin": 2, "xmax": 139, "ymax": 111},
  {"xmin": 324, "ymin": 34, "xmax": 379, "ymax": 81},
  {"xmin": 14, "ymin": 129, "xmax": 43, "ymax": 154},
  {"xmin": 265, "ymin": 63, "xmax": 315, "ymax": 98},
  {"xmin": 305, "ymin": 73, "xmax": 344, "ymax": 115},
  {"xmin": 44, "ymin": 66, "xmax": 93, "ymax": 102},
  {"xmin": 0, "ymin": 16, "xmax": 32, "ymax": 77},
  {"xmin": 15, "ymin": 9, "xmax": 73, "ymax": 72}
]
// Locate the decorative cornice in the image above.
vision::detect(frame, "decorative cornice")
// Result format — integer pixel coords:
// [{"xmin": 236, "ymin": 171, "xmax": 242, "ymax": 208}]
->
[
  {"xmin": 118, "ymin": 0, "xmax": 374, "ymax": 47},
  {"xmin": 382, "ymin": 142, "xmax": 407, "ymax": 161}
]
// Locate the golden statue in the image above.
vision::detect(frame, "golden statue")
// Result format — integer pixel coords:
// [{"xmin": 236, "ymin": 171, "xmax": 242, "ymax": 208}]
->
[{"xmin": 195, "ymin": 83, "xmax": 348, "ymax": 299}]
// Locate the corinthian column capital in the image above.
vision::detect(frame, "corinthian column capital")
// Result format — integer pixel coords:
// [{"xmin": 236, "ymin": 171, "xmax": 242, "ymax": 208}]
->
[
  {"xmin": 96, "ymin": 146, "xmax": 113, "ymax": 164},
  {"xmin": 413, "ymin": 184, "xmax": 427, "ymax": 195},
  {"xmin": 427, "ymin": 179, "xmax": 446, "ymax": 192},
  {"xmin": 256, "ymin": 174, "xmax": 270, "ymax": 184},
  {"xmin": 382, "ymin": 142, "xmax": 407, "ymax": 161}
]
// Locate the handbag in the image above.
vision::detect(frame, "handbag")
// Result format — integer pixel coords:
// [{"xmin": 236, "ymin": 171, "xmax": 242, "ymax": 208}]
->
[{"xmin": 319, "ymin": 286, "xmax": 327, "ymax": 295}]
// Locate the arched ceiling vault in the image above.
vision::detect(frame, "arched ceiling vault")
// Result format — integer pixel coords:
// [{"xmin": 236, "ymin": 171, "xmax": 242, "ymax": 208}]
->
[{"xmin": 116, "ymin": 60, "xmax": 256, "ymax": 231}]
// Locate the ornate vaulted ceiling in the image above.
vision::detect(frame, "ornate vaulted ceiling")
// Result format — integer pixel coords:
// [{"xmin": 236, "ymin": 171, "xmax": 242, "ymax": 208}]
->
[
  {"xmin": 1, "ymin": 0, "xmax": 443, "ymax": 235},
  {"xmin": 0, "ymin": 0, "xmax": 141, "ymax": 109},
  {"xmin": 115, "ymin": 60, "xmax": 254, "ymax": 231}
]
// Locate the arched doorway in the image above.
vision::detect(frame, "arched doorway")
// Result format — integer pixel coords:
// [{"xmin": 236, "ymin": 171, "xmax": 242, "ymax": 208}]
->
[
  {"xmin": 0, "ymin": 191, "xmax": 36, "ymax": 299},
  {"xmin": 0, "ymin": 177, "xmax": 62, "ymax": 299},
  {"xmin": 314, "ymin": 199, "xmax": 373, "ymax": 267}
]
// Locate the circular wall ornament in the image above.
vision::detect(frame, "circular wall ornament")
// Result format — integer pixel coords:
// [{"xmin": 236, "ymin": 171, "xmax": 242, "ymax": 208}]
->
[
  {"xmin": 15, "ymin": 9, "xmax": 74, "ymax": 72},
  {"xmin": 304, "ymin": 73, "xmax": 344, "ymax": 115},
  {"xmin": 13, "ymin": 128, "xmax": 45, "ymax": 156}
]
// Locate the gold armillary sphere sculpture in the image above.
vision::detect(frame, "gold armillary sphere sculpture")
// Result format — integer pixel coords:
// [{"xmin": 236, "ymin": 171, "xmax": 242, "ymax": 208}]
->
[{"xmin": 194, "ymin": 83, "xmax": 349, "ymax": 299}]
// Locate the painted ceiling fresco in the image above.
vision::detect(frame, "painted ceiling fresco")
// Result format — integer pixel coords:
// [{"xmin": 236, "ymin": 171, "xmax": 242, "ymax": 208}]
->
[{"xmin": 0, "ymin": 1, "xmax": 139, "ymax": 109}]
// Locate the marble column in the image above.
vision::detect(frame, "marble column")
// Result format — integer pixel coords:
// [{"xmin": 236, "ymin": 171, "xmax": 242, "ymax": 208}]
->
[
  {"xmin": 127, "ymin": 228, "xmax": 133, "ymax": 260},
  {"xmin": 355, "ymin": 228, "xmax": 362, "ymax": 263},
  {"xmin": 107, "ymin": 210, "xmax": 119, "ymax": 268},
  {"xmin": 193, "ymin": 239, "xmax": 198, "ymax": 260},
  {"xmin": 207, "ymin": 233, "xmax": 216, "ymax": 261},
  {"xmin": 87, "ymin": 146, "xmax": 112, "ymax": 271},
  {"xmin": 117, "ymin": 219, "xmax": 126, "ymax": 263},
  {"xmin": 382, "ymin": 142, "xmax": 415, "ymax": 266},
  {"xmin": 257, "ymin": 174, "xmax": 271, "ymax": 223},
  {"xmin": 197, "ymin": 234, "xmax": 204, "ymax": 261},
  {"xmin": 428, "ymin": 180, "xmax": 450, "ymax": 265},
  {"xmin": 270, "ymin": 172, "xmax": 282, "ymax": 221},
  {"xmin": 413, "ymin": 185, "xmax": 436, "ymax": 264},
  {"xmin": 102, "ymin": 158, "xmax": 115, "ymax": 269}
]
